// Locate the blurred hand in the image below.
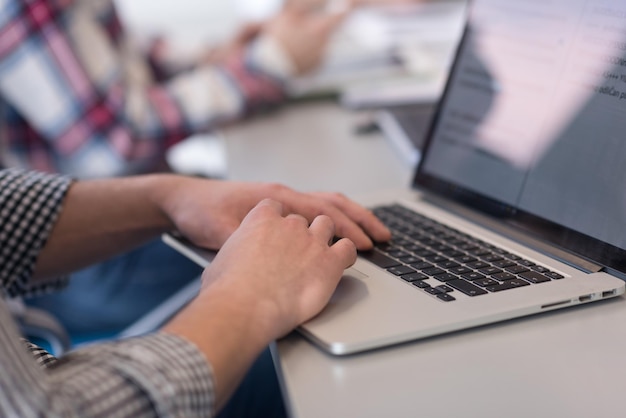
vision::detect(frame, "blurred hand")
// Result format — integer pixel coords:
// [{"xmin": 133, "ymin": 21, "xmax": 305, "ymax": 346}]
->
[
  {"xmin": 153, "ymin": 177, "xmax": 391, "ymax": 251},
  {"xmin": 201, "ymin": 21, "xmax": 265, "ymax": 64},
  {"xmin": 263, "ymin": 0, "xmax": 352, "ymax": 74},
  {"xmin": 202, "ymin": 0, "xmax": 424, "ymax": 72},
  {"xmin": 202, "ymin": 1, "xmax": 349, "ymax": 74}
]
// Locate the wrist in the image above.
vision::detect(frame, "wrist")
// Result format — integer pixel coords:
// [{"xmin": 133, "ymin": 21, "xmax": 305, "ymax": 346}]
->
[
  {"xmin": 198, "ymin": 279, "xmax": 281, "ymax": 350},
  {"xmin": 163, "ymin": 280, "xmax": 279, "ymax": 408},
  {"xmin": 141, "ymin": 173, "xmax": 185, "ymax": 232}
]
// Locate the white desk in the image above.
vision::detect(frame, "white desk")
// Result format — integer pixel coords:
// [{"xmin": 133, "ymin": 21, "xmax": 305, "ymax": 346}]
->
[
  {"xmin": 222, "ymin": 102, "xmax": 412, "ymax": 194},
  {"xmin": 222, "ymin": 101, "xmax": 626, "ymax": 418}
]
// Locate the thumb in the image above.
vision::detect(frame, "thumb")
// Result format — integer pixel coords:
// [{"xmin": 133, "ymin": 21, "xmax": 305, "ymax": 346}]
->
[{"xmin": 331, "ymin": 238, "xmax": 358, "ymax": 269}]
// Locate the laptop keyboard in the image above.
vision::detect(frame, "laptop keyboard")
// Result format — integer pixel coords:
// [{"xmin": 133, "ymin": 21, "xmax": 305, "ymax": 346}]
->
[{"xmin": 362, "ymin": 205, "xmax": 565, "ymax": 302}]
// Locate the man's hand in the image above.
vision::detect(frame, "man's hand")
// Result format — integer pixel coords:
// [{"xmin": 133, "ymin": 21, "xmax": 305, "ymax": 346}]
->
[
  {"xmin": 163, "ymin": 198, "xmax": 358, "ymax": 409},
  {"xmin": 152, "ymin": 177, "xmax": 391, "ymax": 252},
  {"xmin": 200, "ymin": 198, "xmax": 357, "ymax": 337},
  {"xmin": 200, "ymin": 22, "xmax": 265, "ymax": 64}
]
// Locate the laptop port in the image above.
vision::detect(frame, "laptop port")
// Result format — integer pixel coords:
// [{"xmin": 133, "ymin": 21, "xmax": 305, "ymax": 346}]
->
[
  {"xmin": 578, "ymin": 295, "xmax": 593, "ymax": 303},
  {"xmin": 602, "ymin": 290, "xmax": 617, "ymax": 298}
]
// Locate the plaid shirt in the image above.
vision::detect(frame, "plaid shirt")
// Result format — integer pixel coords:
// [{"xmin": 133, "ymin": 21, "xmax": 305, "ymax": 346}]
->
[
  {"xmin": 0, "ymin": 168, "xmax": 216, "ymax": 417},
  {"xmin": 0, "ymin": 0, "xmax": 293, "ymax": 178}
]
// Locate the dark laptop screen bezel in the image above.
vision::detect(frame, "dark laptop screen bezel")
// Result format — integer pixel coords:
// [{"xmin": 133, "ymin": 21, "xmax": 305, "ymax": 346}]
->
[{"xmin": 411, "ymin": 4, "xmax": 626, "ymax": 276}]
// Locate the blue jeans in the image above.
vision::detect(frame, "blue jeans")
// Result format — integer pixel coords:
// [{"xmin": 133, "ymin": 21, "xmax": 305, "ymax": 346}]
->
[
  {"xmin": 25, "ymin": 239, "xmax": 203, "ymax": 339},
  {"xmin": 219, "ymin": 347, "xmax": 287, "ymax": 418}
]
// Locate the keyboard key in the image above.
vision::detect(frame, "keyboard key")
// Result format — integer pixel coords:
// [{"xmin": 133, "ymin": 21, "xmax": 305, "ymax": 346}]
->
[
  {"xmin": 492, "ymin": 260, "xmax": 516, "ymax": 268},
  {"xmin": 401, "ymin": 272, "xmax": 428, "ymax": 282},
  {"xmin": 424, "ymin": 287, "xmax": 443, "ymax": 295},
  {"xmin": 398, "ymin": 255, "xmax": 421, "ymax": 264},
  {"xmin": 505, "ymin": 265, "xmax": 530, "ymax": 274},
  {"xmin": 435, "ymin": 285, "xmax": 454, "ymax": 293},
  {"xmin": 387, "ymin": 265, "xmax": 417, "ymax": 276},
  {"xmin": 437, "ymin": 260, "xmax": 461, "ymax": 269},
  {"xmin": 473, "ymin": 278, "xmax": 500, "ymax": 287},
  {"xmin": 433, "ymin": 273, "xmax": 459, "ymax": 282},
  {"xmin": 421, "ymin": 238, "xmax": 440, "ymax": 247},
  {"xmin": 480, "ymin": 253, "xmax": 503, "ymax": 262},
  {"xmin": 467, "ymin": 248, "xmax": 491, "ymax": 256},
  {"xmin": 412, "ymin": 280, "xmax": 431, "ymax": 289},
  {"xmin": 447, "ymin": 279, "xmax": 488, "ymax": 296},
  {"xmin": 449, "ymin": 266, "xmax": 473, "ymax": 275},
  {"xmin": 413, "ymin": 249, "xmax": 436, "ymax": 258},
  {"xmin": 431, "ymin": 244, "xmax": 454, "ymax": 253},
  {"xmin": 492, "ymin": 272, "xmax": 517, "ymax": 281},
  {"xmin": 405, "ymin": 243, "xmax": 427, "ymax": 252},
  {"xmin": 531, "ymin": 265, "xmax": 550, "ymax": 273},
  {"xmin": 452, "ymin": 253, "xmax": 470, "ymax": 264},
  {"xmin": 423, "ymin": 267, "xmax": 446, "ymax": 276},
  {"xmin": 425, "ymin": 255, "xmax": 448, "ymax": 263},
  {"xmin": 458, "ymin": 243, "xmax": 479, "ymax": 251},
  {"xmin": 388, "ymin": 250, "xmax": 411, "ymax": 259},
  {"xmin": 394, "ymin": 226, "xmax": 413, "ymax": 235},
  {"xmin": 462, "ymin": 272, "xmax": 487, "ymax": 281},
  {"xmin": 454, "ymin": 255, "xmax": 478, "ymax": 264},
  {"xmin": 448, "ymin": 239, "xmax": 467, "ymax": 247},
  {"xmin": 360, "ymin": 251, "xmax": 401, "ymax": 268},
  {"xmin": 437, "ymin": 293, "xmax": 456, "ymax": 302},
  {"xmin": 387, "ymin": 241, "xmax": 407, "ymax": 250},
  {"xmin": 411, "ymin": 261, "xmax": 435, "ymax": 270},
  {"xmin": 479, "ymin": 266, "xmax": 503, "ymax": 275},
  {"xmin": 545, "ymin": 271, "xmax": 565, "ymax": 280},
  {"xmin": 467, "ymin": 261, "xmax": 490, "ymax": 269},
  {"xmin": 374, "ymin": 242, "xmax": 392, "ymax": 251},
  {"xmin": 519, "ymin": 271, "xmax": 551, "ymax": 284},
  {"xmin": 486, "ymin": 278, "xmax": 530, "ymax": 292}
]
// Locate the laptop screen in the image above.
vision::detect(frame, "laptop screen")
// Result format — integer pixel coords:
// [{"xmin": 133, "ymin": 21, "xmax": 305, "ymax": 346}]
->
[{"xmin": 415, "ymin": 0, "xmax": 626, "ymax": 273}]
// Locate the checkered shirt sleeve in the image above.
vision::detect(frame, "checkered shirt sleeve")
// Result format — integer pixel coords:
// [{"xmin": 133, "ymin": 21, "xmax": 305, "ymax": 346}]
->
[
  {"xmin": 0, "ymin": 169, "xmax": 216, "ymax": 416},
  {"xmin": 0, "ymin": 0, "xmax": 291, "ymax": 178},
  {"xmin": 0, "ymin": 311, "xmax": 216, "ymax": 417},
  {"xmin": 0, "ymin": 168, "xmax": 71, "ymax": 297}
]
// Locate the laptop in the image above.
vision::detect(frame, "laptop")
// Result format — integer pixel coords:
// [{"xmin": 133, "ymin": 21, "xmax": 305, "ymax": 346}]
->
[
  {"xmin": 376, "ymin": 103, "xmax": 436, "ymax": 166},
  {"xmin": 164, "ymin": 0, "xmax": 626, "ymax": 356}
]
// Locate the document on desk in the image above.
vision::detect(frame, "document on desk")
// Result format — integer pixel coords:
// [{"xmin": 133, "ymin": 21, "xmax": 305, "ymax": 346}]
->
[{"xmin": 289, "ymin": 1, "xmax": 467, "ymax": 108}]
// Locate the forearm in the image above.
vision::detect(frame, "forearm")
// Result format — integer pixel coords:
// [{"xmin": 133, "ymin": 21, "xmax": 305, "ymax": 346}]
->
[
  {"xmin": 162, "ymin": 284, "xmax": 273, "ymax": 412},
  {"xmin": 33, "ymin": 174, "xmax": 178, "ymax": 281}
]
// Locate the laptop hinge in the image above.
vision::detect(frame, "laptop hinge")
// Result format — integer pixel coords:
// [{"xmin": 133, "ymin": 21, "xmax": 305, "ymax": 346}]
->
[{"xmin": 419, "ymin": 193, "xmax": 604, "ymax": 274}]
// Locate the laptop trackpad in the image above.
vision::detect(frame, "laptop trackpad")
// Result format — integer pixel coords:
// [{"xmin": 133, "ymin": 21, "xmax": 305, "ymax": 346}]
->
[
  {"xmin": 298, "ymin": 263, "xmax": 453, "ymax": 355},
  {"xmin": 328, "ymin": 268, "xmax": 370, "ymax": 307},
  {"xmin": 304, "ymin": 268, "xmax": 371, "ymax": 328}
]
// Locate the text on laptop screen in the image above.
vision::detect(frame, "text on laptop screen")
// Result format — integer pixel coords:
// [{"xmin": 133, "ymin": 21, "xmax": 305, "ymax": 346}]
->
[{"xmin": 420, "ymin": 0, "xmax": 626, "ymax": 252}]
